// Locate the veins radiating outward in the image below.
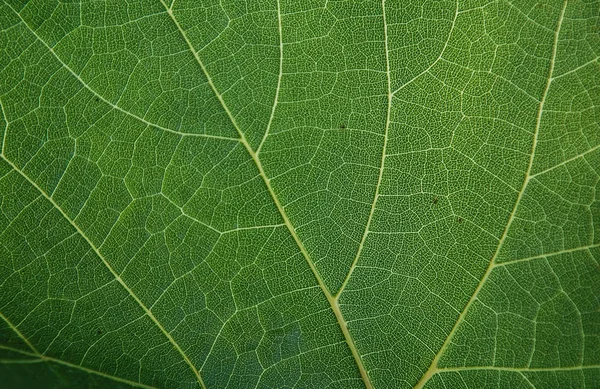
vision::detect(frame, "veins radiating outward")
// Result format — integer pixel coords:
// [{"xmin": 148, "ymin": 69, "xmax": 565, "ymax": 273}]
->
[
  {"xmin": 413, "ymin": 1, "xmax": 569, "ymax": 387},
  {"xmin": 2, "ymin": 0, "xmax": 597, "ymax": 388},
  {"xmin": 0, "ymin": 1, "xmax": 373, "ymax": 386},
  {"xmin": 2, "ymin": 4, "xmax": 208, "ymax": 388}
]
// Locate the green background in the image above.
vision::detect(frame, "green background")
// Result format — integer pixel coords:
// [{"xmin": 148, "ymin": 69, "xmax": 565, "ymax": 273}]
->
[{"xmin": 1, "ymin": 0, "xmax": 599, "ymax": 387}]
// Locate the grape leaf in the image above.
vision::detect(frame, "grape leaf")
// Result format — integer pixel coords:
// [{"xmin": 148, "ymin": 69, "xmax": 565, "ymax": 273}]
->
[{"xmin": 1, "ymin": 0, "xmax": 599, "ymax": 388}]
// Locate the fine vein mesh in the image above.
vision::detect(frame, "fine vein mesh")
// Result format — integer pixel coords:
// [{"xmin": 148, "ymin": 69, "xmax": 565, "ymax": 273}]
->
[{"xmin": 0, "ymin": 0, "xmax": 599, "ymax": 388}]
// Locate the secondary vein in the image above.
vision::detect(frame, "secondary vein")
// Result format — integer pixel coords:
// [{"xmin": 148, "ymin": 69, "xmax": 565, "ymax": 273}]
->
[
  {"xmin": 0, "ymin": 154, "xmax": 206, "ymax": 389},
  {"xmin": 0, "ymin": 343, "xmax": 158, "ymax": 389},
  {"xmin": 412, "ymin": 2, "xmax": 568, "ymax": 387},
  {"xmin": 391, "ymin": 0, "xmax": 458, "ymax": 96},
  {"xmin": 257, "ymin": 0, "xmax": 284, "ymax": 155},
  {"xmin": 334, "ymin": 0, "xmax": 393, "ymax": 300},
  {"xmin": 0, "ymin": 311, "xmax": 40, "ymax": 355},
  {"xmin": 5, "ymin": 4, "xmax": 238, "ymax": 143}
]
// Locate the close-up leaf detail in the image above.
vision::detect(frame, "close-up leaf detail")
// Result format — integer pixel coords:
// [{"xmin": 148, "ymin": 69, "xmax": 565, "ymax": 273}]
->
[{"xmin": 0, "ymin": 0, "xmax": 599, "ymax": 388}]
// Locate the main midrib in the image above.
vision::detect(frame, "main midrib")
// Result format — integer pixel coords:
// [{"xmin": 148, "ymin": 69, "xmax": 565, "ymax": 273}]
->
[{"xmin": 159, "ymin": 0, "xmax": 375, "ymax": 387}]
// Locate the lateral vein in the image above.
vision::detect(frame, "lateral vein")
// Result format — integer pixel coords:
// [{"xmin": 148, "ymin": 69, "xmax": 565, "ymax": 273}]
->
[
  {"xmin": 494, "ymin": 242, "xmax": 600, "ymax": 267},
  {"xmin": 257, "ymin": 0, "xmax": 284, "ymax": 155},
  {"xmin": 0, "ymin": 312, "xmax": 39, "ymax": 354},
  {"xmin": 0, "ymin": 155, "xmax": 206, "ymax": 389},
  {"xmin": 0, "ymin": 344, "xmax": 158, "ymax": 389},
  {"xmin": 334, "ymin": 0, "xmax": 394, "ymax": 299},
  {"xmin": 412, "ymin": 2, "xmax": 568, "ymax": 387},
  {"xmin": 391, "ymin": 0, "xmax": 458, "ymax": 96},
  {"xmin": 5, "ymin": 4, "xmax": 238, "ymax": 143},
  {"xmin": 437, "ymin": 364, "xmax": 600, "ymax": 373}
]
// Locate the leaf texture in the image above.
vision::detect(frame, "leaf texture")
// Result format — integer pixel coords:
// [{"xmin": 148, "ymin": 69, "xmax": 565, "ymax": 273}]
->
[{"xmin": 0, "ymin": 0, "xmax": 599, "ymax": 388}]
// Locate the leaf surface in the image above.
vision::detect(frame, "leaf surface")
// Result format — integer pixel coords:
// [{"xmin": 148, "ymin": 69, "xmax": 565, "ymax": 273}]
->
[{"xmin": 1, "ymin": 0, "xmax": 599, "ymax": 388}]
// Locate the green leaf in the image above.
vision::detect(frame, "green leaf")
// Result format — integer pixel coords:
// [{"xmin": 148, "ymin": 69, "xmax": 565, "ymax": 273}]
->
[{"xmin": 1, "ymin": 0, "xmax": 599, "ymax": 388}]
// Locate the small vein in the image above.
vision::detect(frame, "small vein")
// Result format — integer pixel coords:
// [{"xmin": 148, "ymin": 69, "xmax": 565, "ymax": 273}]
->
[
  {"xmin": 552, "ymin": 56, "xmax": 600, "ymax": 81},
  {"xmin": 0, "ymin": 344, "xmax": 158, "ymax": 389},
  {"xmin": 503, "ymin": 0, "xmax": 554, "ymax": 33},
  {"xmin": 161, "ymin": 194, "xmax": 222, "ymax": 235},
  {"xmin": 529, "ymin": 143, "xmax": 600, "ymax": 178},
  {"xmin": 0, "ymin": 154, "xmax": 206, "ymax": 389},
  {"xmin": 257, "ymin": 0, "xmax": 284, "ymax": 155},
  {"xmin": 494, "ymin": 243, "xmax": 600, "ymax": 267},
  {"xmin": 450, "ymin": 146, "xmax": 519, "ymax": 192},
  {"xmin": 5, "ymin": 5, "xmax": 238, "ymax": 143},
  {"xmin": 520, "ymin": 372, "xmax": 537, "ymax": 389},
  {"xmin": 221, "ymin": 223, "xmax": 286, "ymax": 234},
  {"xmin": 0, "ymin": 97, "xmax": 7, "ymax": 156},
  {"xmin": 391, "ymin": 0, "xmax": 459, "ymax": 96}
]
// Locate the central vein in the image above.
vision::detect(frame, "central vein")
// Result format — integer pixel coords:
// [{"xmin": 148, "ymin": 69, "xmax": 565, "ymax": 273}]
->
[{"xmin": 160, "ymin": 1, "xmax": 373, "ymax": 387}]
